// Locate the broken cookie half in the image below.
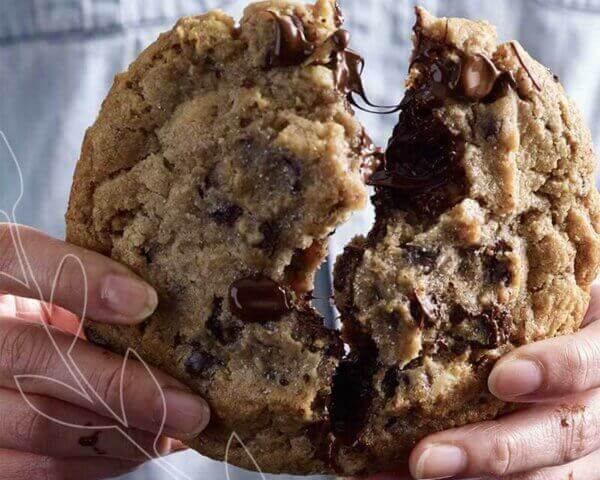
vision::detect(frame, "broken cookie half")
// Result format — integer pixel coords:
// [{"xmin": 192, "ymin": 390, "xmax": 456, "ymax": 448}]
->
[
  {"xmin": 334, "ymin": 7, "xmax": 600, "ymax": 475},
  {"xmin": 66, "ymin": 0, "xmax": 373, "ymax": 475}
]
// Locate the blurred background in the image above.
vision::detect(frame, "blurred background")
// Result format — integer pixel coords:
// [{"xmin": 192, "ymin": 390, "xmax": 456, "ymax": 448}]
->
[{"xmin": 1, "ymin": 0, "xmax": 600, "ymax": 479}]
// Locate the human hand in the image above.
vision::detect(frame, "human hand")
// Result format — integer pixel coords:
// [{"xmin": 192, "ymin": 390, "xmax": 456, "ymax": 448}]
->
[
  {"xmin": 360, "ymin": 284, "xmax": 600, "ymax": 480},
  {"xmin": 0, "ymin": 224, "xmax": 210, "ymax": 479}
]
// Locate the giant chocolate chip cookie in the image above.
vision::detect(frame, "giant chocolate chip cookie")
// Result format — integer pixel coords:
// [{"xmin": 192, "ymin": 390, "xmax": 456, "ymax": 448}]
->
[
  {"xmin": 333, "ymin": 7, "xmax": 600, "ymax": 475},
  {"xmin": 66, "ymin": 2, "xmax": 600, "ymax": 476}
]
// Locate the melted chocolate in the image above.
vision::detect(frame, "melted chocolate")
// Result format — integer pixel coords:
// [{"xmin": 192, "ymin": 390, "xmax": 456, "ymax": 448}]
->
[
  {"xmin": 358, "ymin": 129, "xmax": 384, "ymax": 182},
  {"xmin": 266, "ymin": 11, "xmax": 316, "ymax": 67},
  {"xmin": 369, "ymin": 84, "xmax": 466, "ymax": 198},
  {"xmin": 333, "ymin": 0, "xmax": 344, "ymax": 27},
  {"xmin": 264, "ymin": 9, "xmax": 401, "ymax": 114},
  {"xmin": 461, "ymin": 54, "xmax": 507, "ymax": 101},
  {"xmin": 330, "ymin": 333, "xmax": 377, "ymax": 445},
  {"xmin": 510, "ymin": 42, "xmax": 542, "ymax": 91},
  {"xmin": 229, "ymin": 275, "xmax": 292, "ymax": 323},
  {"xmin": 369, "ymin": 32, "xmax": 516, "ymax": 212},
  {"xmin": 324, "ymin": 30, "xmax": 402, "ymax": 113}
]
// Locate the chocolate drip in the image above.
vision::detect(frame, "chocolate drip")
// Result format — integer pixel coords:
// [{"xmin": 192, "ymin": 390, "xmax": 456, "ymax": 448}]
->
[
  {"xmin": 264, "ymin": 9, "xmax": 401, "ymax": 114},
  {"xmin": 229, "ymin": 275, "xmax": 292, "ymax": 323},
  {"xmin": 323, "ymin": 30, "xmax": 402, "ymax": 114},
  {"xmin": 369, "ymin": 84, "xmax": 465, "ymax": 196},
  {"xmin": 333, "ymin": 0, "xmax": 344, "ymax": 27},
  {"xmin": 510, "ymin": 41, "xmax": 542, "ymax": 91},
  {"xmin": 357, "ymin": 129, "xmax": 384, "ymax": 182},
  {"xmin": 330, "ymin": 331, "xmax": 378, "ymax": 446},
  {"xmin": 266, "ymin": 11, "xmax": 316, "ymax": 67},
  {"xmin": 408, "ymin": 45, "xmax": 514, "ymax": 104}
]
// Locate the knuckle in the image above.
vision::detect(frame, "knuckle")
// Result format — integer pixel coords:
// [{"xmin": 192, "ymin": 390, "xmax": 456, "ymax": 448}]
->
[
  {"xmin": 486, "ymin": 428, "xmax": 518, "ymax": 476},
  {"xmin": 14, "ymin": 405, "xmax": 55, "ymax": 454},
  {"xmin": 557, "ymin": 402, "xmax": 597, "ymax": 463},
  {"xmin": 561, "ymin": 336, "xmax": 600, "ymax": 392},
  {"xmin": 90, "ymin": 363, "xmax": 125, "ymax": 408},
  {"xmin": 0, "ymin": 322, "xmax": 54, "ymax": 377},
  {"xmin": 0, "ymin": 223, "xmax": 16, "ymax": 277},
  {"xmin": 33, "ymin": 457, "xmax": 63, "ymax": 480}
]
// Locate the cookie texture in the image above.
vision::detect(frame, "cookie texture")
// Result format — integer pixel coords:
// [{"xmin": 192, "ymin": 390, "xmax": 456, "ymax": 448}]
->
[
  {"xmin": 66, "ymin": 0, "xmax": 368, "ymax": 474},
  {"xmin": 333, "ymin": 8, "xmax": 600, "ymax": 475},
  {"xmin": 67, "ymin": 2, "xmax": 600, "ymax": 475}
]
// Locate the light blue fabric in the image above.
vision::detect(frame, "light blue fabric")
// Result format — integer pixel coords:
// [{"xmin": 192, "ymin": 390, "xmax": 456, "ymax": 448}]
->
[{"xmin": 1, "ymin": 1, "xmax": 600, "ymax": 479}]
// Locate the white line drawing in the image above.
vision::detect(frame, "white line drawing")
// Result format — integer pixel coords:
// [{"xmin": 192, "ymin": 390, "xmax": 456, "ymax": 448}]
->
[
  {"xmin": 0, "ymin": 131, "xmax": 196, "ymax": 480},
  {"xmin": 225, "ymin": 432, "xmax": 267, "ymax": 480},
  {"xmin": 0, "ymin": 130, "xmax": 272, "ymax": 480}
]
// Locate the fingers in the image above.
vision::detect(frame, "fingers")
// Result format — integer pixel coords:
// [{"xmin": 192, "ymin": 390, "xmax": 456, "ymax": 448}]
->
[
  {"xmin": 0, "ymin": 388, "xmax": 170, "ymax": 460},
  {"xmin": 501, "ymin": 448, "xmax": 600, "ymax": 480},
  {"xmin": 0, "ymin": 319, "xmax": 210, "ymax": 440},
  {"xmin": 488, "ymin": 320, "xmax": 600, "ymax": 402},
  {"xmin": 0, "ymin": 224, "xmax": 157, "ymax": 324},
  {"xmin": 409, "ymin": 390, "xmax": 600, "ymax": 479},
  {"xmin": 0, "ymin": 449, "xmax": 141, "ymax": 480},
  {"xmin": 583, "ymin": 283, "xmax": 600, "ymax": 326},
  {"xmin": 0, "ymin": 295, "xmax": 82, "ymax": 335}
]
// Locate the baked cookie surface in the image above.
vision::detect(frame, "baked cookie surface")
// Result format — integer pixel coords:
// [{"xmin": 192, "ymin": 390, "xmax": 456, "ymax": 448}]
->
[
  {"xmin": 333, "ymin": 7, "xmax": 600, "ymax": 475},
  {"xmin": 66, "ymin": 2, "xmax": 600, "ymax": 476},
  {"xmin": 66, "ymin": 0, "xmax": 369, "ymax": 474}
]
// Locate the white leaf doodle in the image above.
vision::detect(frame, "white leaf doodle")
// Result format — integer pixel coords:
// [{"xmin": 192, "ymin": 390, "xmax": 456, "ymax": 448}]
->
[
  {"xmin": 225, "ymin": 432, "xmax": 267, "ymax": 480},
  {"xmin": 0, "ymin": 131, "xmax": 28, "ymax": 289},
  {"xmin": 0, "ymin": 132, "xmax": 207, "ymax": 480}
]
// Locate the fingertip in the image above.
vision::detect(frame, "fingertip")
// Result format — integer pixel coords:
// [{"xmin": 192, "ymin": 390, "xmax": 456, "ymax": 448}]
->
[
  {"xmin": 156, "ymin": 388, "xmax": 211, "ymax": 439},
  {"xmin": 488, "ymin": 357, "xmax": 545, "ymax": 400},
  {"xmin": 98, "ymin": 274, "xmax": 158, "ymax": 324}
]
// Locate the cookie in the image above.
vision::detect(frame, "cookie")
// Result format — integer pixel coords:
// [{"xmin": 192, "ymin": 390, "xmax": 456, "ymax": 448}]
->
[
  {"xmin": 66, "ymin": 0, "xmax": 371, "ymax": 474},
  {"xmin": 333, "ymin": 8, "xmax": 600, "ymax": 475}
]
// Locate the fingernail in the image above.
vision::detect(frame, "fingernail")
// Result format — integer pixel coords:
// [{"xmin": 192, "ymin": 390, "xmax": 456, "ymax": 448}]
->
[
  {"xmin": 488, "ymin": 357, "xmax": 544, "ymax": 398},
  {"xmin": 156, "ymin": 388, "xmax": 210, "ymax": 437},
  {"xmin": 101, "ymin": 274, "xmax": 158, "ymax": 321},
  {"xmin": 412, "ymin": 444, "xmax": 467, "ymax": 479}
]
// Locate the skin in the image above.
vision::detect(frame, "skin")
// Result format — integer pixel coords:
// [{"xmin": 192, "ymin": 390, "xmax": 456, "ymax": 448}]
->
[
  {"xmin": 7, "ymin": 222, "xmax": 600, "ymax": 479},
  {"xmin": 359, "ymin": 284, "xmax": 600, "ymax": 480},
  {"xmin": 0, "ymin": 224, "xmax": 210, "ymax": 480}
]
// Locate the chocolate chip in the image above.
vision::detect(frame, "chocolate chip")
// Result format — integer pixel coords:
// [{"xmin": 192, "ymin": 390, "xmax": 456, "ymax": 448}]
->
[
  {"xmin": 185, "ymin": 349, "xmax": 219, "ymax": 379},
  {"xmin": 265, "ymin": 12, "xmax": 316, "ymax": 68},
  {"xmin": 241, "ymin": 140, "xmax": 302, "ymax": 195},
  {"xmin": 173, "ymin": 332, "xmax": 184, "ymax": 348},
  {"xmin": 84, "ymin": 327, "xmax": 111, "ymax": 349},
  {"xmin": 204, "ymin": 56, "xmax": 223, "ymax": 78},
  {"xmin": 229, "ymin": 275, "xmax": 292, "ymax": 323},
  {"xmin": 369, "ymin": 85, "xmax": 467, "ymax": 216},
  {"xmin": 450, "ymin": 305, "xmax": 511, "ymax": 349},
  {"xmin": 140, "ymin": 243, "xmax": 157, "ymax": 264},
  {"xmin": 484, "ymin": 242, "xmax": 513, "ymax": 285},
  {"xmin": 480, "ymin": 308, "xmax": 511, "ymax": 348},
  {"xmin": 481, "ymin": 115, "xmax": 500, "ymax": 139},
  {"xmin": 404, "ymin": 244, "xmax": 438, "ymax": 272},
  {"xmin": 403, "ymin": 357, "xmax": 423, "ymax": 370},
  {"xmin": 209, "ymin": 204, "xmax": 243, "ymax": 227},
  {"xmin": 239, "ymin": 117, "xmax": 252, "ymax": 128},
  {"xmin": 382, "ymin": 367, "xmax": 400, "ymax": 398},
  {"xmin": 258, "ymin": 222, "xmax": 278, "ymax": 253},
  {"xmin": 409, "ymin": 293, "xmax": 438, "ymax": 329},
  {"xmin": 206, "ymin": 297, "xmax": 242, "ymax": 345},
  {"xmin": 330, "ymin": 333, "xmax": 378, "ymax": 446},
  {"xmin": 265, "ymin": 370, "xmax": 290, "ymax": 386}
]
